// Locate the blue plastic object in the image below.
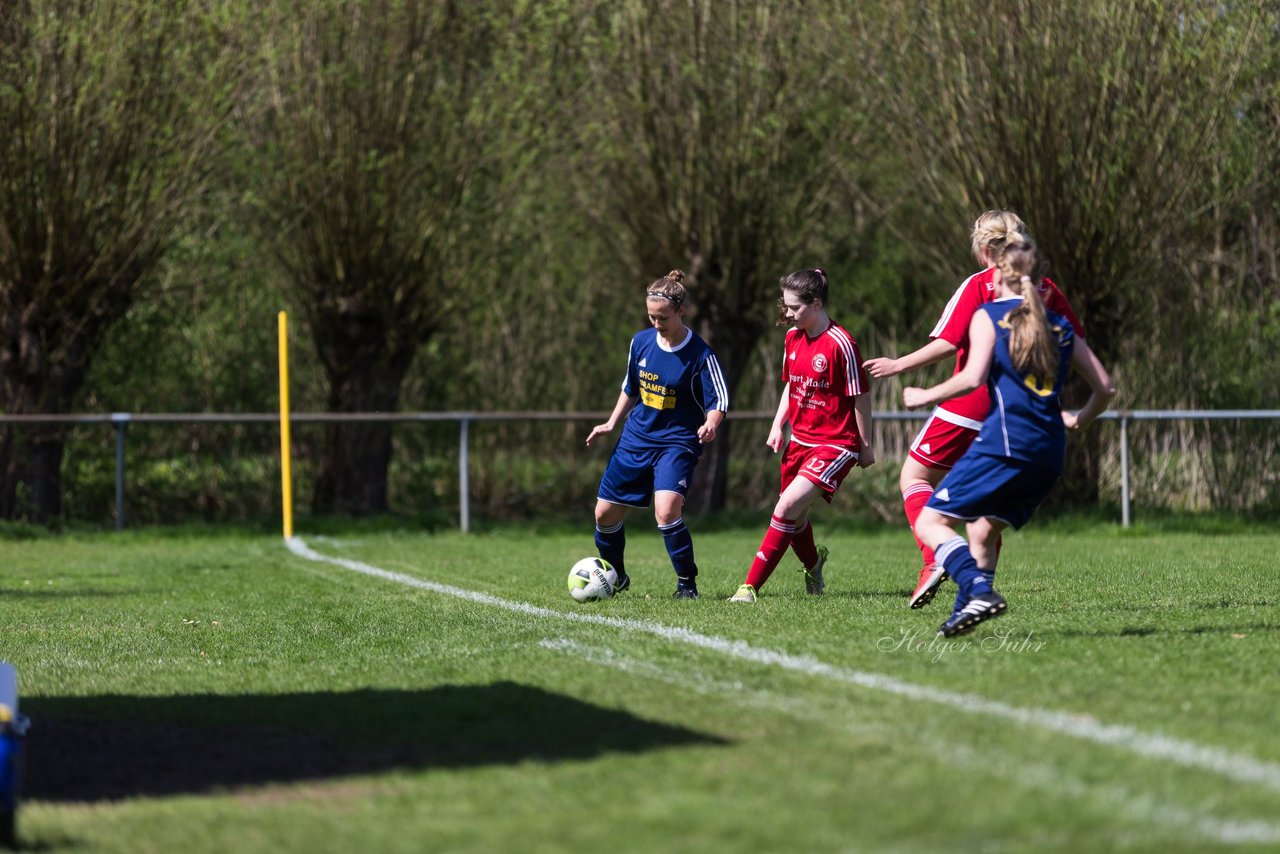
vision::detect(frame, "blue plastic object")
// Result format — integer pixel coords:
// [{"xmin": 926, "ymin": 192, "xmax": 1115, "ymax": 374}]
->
[{"xmin": 0, "ymin": 662, "xmax": 26, "ymax": 850}]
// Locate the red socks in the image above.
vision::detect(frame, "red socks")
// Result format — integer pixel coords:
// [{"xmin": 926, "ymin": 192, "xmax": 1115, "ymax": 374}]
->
[
  {"xmin": 746, "ymin": 515, "xmax": 798, "ymax": 590},
  {"xmin": 790, "ymin": 519, "xmax": 819, "ymax": 568},
  {"xmin": 902, "ymin": 483, "xmax": 936, "ymax": 567}
]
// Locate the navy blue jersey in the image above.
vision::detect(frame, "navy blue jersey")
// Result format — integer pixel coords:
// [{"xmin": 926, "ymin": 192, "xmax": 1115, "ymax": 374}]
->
[
  {"xmin": 617, "ymin": 328, "xmax": 729, "ymax": 454},
  {"xmin": 969, "ymin": 298, "xmax": 1075, "ymax": 471}
]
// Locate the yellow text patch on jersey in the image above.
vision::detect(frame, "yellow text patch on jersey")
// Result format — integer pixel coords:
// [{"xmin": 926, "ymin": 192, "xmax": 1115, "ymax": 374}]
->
[
  {"xmin": 1023, "ymin": 374, "xmax": 1055, "ymax": 397},
  {"xmin": 640, "ymin": 389, "xmax": 680, "ymax": 412}
]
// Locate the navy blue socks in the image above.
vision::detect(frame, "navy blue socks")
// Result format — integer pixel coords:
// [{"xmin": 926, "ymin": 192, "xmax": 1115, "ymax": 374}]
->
[
  {"xmin": 594, "ymin": 521, "xmax": 625, "ymax": 576},
  {"xmin": 935, "ymin": 535, "xmax": 994, "ymax": 600},
  {"xmin": 660, "ymin": 518, "xmax": 697, "ymax": 581}
]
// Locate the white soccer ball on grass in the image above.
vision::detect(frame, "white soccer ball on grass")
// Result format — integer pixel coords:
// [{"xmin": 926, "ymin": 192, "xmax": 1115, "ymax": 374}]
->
[{"xmin": 567, "ymin": 557, "xmax": 618, "ymax": 602}]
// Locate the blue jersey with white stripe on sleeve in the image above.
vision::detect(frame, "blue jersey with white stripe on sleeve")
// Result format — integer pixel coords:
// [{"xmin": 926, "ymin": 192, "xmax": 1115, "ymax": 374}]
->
[
  {"xmin": 970, "ymin": 298, "xmax": 1075, "ymax": 471},
  {"xmin": 616, "ymin": 328, "xmax": 729, "ymax": 455}
]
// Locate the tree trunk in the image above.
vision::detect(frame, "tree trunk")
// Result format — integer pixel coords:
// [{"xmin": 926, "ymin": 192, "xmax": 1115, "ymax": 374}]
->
[
  {"xmin": 0, "ymin": 418, "xmax": 76, "ymax": 524},
  {"xmin": 27, "ymin": 426, "xmax": 67, "ymax": 523},
  {"xmin": 0, "ymin": 426, "xmax": 16, "ymax": 518},
  {"xmin": 313, "ymin": 416, "xmax": 396, "ymax": 516},
  {"xmin": 687, "ymin": 418, "xmax": 732, "ymax": 515},
  {"xmin": 310, "ymin": 330, "xmax": 417, "ymax": 516},
  {"xmin": 686, "ymin": 315, "xmax": 761, "ymax": 514},
  {"xmin": 0, "ymin": 318, "xmax": 98, "ymax": 523}
]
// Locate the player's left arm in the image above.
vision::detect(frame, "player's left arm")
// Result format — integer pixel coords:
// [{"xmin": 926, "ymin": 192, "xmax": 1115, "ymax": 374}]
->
[
  {"xmin": 1064, "ymin": 337, "xmax": 1116, "ymax": 431},
  {"xmin": 698, "ymin": 408, "xmax": 725, "ymax": 444},
  {"xmin": 696, "ymin": 351, "xmax": 730, "ymax": 444},
  {"xmin": 903, "ymin": 312, "xmax": 995, "ymax": 409},
  {"xmin": 843, "ymin": 337, "xmax": 875, "ymax": 467}
]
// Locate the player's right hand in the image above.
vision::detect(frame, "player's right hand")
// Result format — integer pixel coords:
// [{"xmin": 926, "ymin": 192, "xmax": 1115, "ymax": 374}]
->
[
  {"xmin": 863, "ymin": 357, "xmax": 899, "ymax": 378},
  {"xmin": 585, "ymin": 424, "xmax": 613, "ymax": 446},
  {"xmin": 902, "ymin": 387, "xmax": 930, "ymax": 409}
]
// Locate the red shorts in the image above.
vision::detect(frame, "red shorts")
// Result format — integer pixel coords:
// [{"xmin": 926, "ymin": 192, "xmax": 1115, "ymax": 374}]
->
[
  {"xmin": 781, "ymin": 442, "xmax": 860, "ymax": 504},
  {"xmin": 908, "ymin": 411, "xmax": 981, "ymax": 470}
]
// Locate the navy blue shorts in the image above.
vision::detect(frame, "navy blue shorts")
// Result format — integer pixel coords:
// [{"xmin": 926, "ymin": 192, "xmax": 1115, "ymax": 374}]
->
[
  {"xmin": 598, "ymin": 446, "xmax": 699, "ymax": 508},
  {"xmin": 926, "ymin": 454, "xmax": 1060, "ymax": 530}
]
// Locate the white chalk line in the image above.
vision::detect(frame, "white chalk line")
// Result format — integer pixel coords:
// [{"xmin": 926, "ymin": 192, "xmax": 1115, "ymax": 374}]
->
[
  {"xmin": 286, "ymin": 537, "xmax": 1280, "ymax": 797},
  {"xmin": 539, "ymin": 636, "xmax": 1280, "ymax": 847},
  {"xmin": 534, "ymin": 637, "xmax": 871, "ymax": 731}
]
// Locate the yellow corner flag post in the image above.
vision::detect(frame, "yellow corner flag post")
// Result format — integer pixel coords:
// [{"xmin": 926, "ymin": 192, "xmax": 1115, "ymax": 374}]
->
[{"xmin": 278, "ymin": 311, "xmax": 294, "ymax": 539}]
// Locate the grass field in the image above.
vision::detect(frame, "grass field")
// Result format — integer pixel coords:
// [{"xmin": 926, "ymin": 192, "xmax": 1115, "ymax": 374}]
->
[{"xmin": 2, "ymin": 521, "xmax": 1279, "ymax": 852}]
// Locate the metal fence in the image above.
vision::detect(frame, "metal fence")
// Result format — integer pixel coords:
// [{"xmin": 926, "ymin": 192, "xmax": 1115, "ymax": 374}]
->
[{"xmin": 1, "ymin": 409, "xmax": 1277, "ymax": 530}]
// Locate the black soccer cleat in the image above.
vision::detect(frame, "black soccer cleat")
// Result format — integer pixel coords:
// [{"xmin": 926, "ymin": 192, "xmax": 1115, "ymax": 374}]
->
[
  {"xmin": 672, "ymin": 585, "xmax": 699, "ymax": 600},
  {"xmin": 937, "ymin": 593, "xmax": 1008, "ymax": 637},
  {"xmin": 614, "ymin": 572, "xmax": 631, "ymax": 594}
]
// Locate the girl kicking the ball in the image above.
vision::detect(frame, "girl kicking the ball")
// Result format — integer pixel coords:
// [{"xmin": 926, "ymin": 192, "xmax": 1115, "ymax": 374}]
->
[{"xmin": 585, "ymin": 270, "xmax": 729, "ymax": 600}]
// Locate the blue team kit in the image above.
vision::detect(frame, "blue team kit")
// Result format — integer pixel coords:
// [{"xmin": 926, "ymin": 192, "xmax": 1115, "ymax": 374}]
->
[
  {"xmin": 927, "ymin": 297, "xmax": 1075, "ymax": 528},
  {"xmin": 598, "ymin": 328, "xmax": 728, "ymax": 507}
]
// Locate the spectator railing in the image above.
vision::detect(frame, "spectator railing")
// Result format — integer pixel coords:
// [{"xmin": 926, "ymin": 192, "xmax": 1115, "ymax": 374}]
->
[{"xmin": 1, "ymin": 410, "xmax": 1276, "ymax": 531}]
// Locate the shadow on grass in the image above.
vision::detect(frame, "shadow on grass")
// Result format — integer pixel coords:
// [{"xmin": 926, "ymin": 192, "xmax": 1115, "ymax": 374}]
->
[
  {"xmin": 1045, "ymin": 622, "xmax": 1278, "ymax": 639},
  {"xmin": 23, "ymin": 682, "xmax": 726, "ymax": 803},
  {"xmin": 1, "ymin": 589, "xmax": 134, "ymax": 600}
]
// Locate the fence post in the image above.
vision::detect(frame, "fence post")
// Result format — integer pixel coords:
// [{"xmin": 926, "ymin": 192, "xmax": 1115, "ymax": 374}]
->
[
  {"xmin": 1119, "ymin": 414, "xmax": 1130, "ymax": 528},
  {"xmin": 111, "ymin": 413, "xmax": 131, "ymax": 531},
  {"xmin": 459, "ymin": 417, "xmax": 471, "ymax": 534}
]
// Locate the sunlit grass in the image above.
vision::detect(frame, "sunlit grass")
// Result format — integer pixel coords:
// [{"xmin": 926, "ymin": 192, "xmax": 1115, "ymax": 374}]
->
[{"xmin": 2, "ymin": 523, "xmax": 1278, "ymax": 852}]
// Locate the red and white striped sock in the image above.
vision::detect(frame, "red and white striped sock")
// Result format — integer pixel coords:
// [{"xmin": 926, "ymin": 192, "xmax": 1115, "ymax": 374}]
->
[
  {"xmin": 790, "ymin": 518, "xmax": 819, "ymax": 569},
  {"xmin": 745, "ymin": 515, "xmax": 798, "ymax": 590},
  {"xmin": 902, "ymin": 483, "xmax": 936, "ymax": 567}
]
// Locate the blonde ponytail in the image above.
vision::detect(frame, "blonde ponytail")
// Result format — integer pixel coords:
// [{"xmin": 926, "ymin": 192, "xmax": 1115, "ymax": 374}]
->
[{"xmin": 999, "ymin": 243, "xmax": 1058, "ymax": 381}]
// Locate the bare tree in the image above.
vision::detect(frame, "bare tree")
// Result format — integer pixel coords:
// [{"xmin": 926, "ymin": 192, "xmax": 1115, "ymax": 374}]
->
[
  {"xmin": 249, "ymin": 0, "xmax": 544, "ymax": 514},
  {"xmin": 576, "ymin": 0, "xmax": 886, "ymax": 511},
  {"xmin": 879, "ymin": 0, "xmax": 1264, "ymax": 502},
  {"xmin": 0, "ymin": 0, "xmax": 252, "ymax": 522}
]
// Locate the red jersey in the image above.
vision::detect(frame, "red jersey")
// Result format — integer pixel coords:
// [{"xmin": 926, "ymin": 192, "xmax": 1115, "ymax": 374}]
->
[
  {"xmin": 781, "ymin": 321, "xmax": 869, "ymax": 451},
  {"xmin": 928, "ymin": 268, "xmax": 1085, "ymax": 424}
]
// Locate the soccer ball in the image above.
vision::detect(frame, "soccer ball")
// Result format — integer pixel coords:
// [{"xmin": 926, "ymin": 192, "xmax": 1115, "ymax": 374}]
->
[{"xmin": 567, "ymin": 557, "xmax": 618, "ymax": 602}]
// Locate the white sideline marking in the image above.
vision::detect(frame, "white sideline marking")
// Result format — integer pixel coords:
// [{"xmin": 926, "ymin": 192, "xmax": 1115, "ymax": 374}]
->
[
  {"xmin": 287, "ymin": 537, "xmax": 1280, "ymax": 794},
  {"xmin": 540, "ymin": 636, "xmax": 1280, "ymax": 846}
]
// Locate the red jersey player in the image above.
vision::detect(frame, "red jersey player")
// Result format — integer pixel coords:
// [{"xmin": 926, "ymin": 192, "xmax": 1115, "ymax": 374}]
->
[
  {"xmin": 729, "ymin": 268, "xmax": 875, "ymax": 603},
  {"xmin": 864, "ymin": 210, "xmax": 1104, "ymax": 609}
]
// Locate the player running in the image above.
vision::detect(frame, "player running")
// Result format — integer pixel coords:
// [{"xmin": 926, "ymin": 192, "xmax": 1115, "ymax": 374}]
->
[
  {"xmin": 729, "ymin": 268, "xmax": 874, "ymax": 603},
  {"xmin": 864, "ymin": 210, "xmax": 1103, "ymax": 608},
  {"xmin": 902, "ymin": 239, "xmax": 1115, "ymax": 636}
]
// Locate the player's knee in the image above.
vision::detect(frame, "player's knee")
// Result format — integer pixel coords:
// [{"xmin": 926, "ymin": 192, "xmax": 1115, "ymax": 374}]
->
[
  {"xmin": 595, "ymin": 501, "xmax": 624, "ymax": 527},
  {"xmin": 652, "ymin": 493, "xmax": 685, "ymax": 527},
  {"xmin": 967, "ymin": 518, "xmax": 999, "ymax": 546},
  {"xmin": 899, "ymin": 467, "xmax": 937, "ymax": 494},
  {"xmin": 654, "ymin": 505, "xmax": 682, "ymax": 527}
]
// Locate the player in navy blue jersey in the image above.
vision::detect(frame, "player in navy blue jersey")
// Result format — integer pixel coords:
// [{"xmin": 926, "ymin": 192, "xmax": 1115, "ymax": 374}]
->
[
  {"xmin": 585, "ymin": 270, "xmax": 730, "ymax": 599},
  {"xmin": 902, "ymin": 241, "xmax": 1115, "ymax": 636}
]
